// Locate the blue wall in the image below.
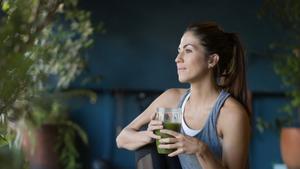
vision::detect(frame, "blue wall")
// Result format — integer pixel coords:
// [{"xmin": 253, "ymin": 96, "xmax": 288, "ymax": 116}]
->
[{"xmin": 71, "ymin": 0, "xmax": 289, "ymax": 168}]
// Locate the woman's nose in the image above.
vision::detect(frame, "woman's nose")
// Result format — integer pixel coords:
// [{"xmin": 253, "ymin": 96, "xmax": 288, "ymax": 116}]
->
[{"xmin": 175, "ymin": 52, "xmax": 183, "ymax": 63}]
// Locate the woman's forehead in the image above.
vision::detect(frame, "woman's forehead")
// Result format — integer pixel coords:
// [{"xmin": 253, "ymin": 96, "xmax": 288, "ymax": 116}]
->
[{"xmin": 179, "ymin": 32, "xmax": 201, "ymax": 48}]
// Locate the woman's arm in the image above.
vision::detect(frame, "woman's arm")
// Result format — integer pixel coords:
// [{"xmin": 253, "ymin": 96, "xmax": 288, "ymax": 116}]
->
[
  {"xmin": 116, "ymin": 88, "xmax": 183, "ymax": 150},
  {"xmin": 197, "ymin": 99, "xmax": 250, "ymax": 169},
  {"xmin": 116, "ymin": 113, "xmax": 161, "ymax": 150}
]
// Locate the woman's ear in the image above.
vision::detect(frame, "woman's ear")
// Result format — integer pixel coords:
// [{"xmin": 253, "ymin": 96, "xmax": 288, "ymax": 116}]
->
[{"xmin": 207, "ymin": 53, "xmax": 219, "ymax": 68}]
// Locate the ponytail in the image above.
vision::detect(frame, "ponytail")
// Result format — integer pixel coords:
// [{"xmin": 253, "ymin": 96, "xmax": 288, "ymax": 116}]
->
[{"xmin": 225, "ymin": 33, "xmax": 249, "ymax": 114}]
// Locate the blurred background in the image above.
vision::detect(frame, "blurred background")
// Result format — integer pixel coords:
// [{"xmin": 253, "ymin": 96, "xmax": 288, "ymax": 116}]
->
[{"xmin": 1, "ymin": 0, "xmax": 299, "ymax": 169}]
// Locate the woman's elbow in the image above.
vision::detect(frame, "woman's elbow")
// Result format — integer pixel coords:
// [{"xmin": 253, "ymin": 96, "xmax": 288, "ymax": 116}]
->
[
  {"xmin": 116, "ymin": 132, "xmax": 124, "ymax": 149},
  {"xmin": 116, "ymin": 127, "xmax": 141, "ymax": 150},
  {"xmin": 116, "ymin": 131, "xmax": 138, "ymax": 150}
]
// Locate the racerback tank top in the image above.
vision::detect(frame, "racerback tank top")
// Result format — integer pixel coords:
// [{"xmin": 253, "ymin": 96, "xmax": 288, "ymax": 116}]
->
[{"xmin": 177, "ymin": 89, "xmax": 230, "ymax": 169}]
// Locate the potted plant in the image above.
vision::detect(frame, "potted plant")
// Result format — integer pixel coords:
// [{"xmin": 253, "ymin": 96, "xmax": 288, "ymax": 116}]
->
[
  {"xmin": 259, "ymin": 0, "xmax": 300, "ymax": 168},
  {"xmin": 0, "ymin": 0, "xmax": 100, "ymax": 168},
  {"xmin": 10, "ymin": 95, "xmax": 93, "ymax": 169}
]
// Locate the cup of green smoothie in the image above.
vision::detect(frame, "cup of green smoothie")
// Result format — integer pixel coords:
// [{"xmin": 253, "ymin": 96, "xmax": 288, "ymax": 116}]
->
[{"xmin": 154, "ymin": 107, "xmax": 182, "ymax": 154}]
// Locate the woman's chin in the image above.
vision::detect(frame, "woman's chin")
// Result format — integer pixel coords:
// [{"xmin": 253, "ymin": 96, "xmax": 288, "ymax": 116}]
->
[{"xmin": 178, "ymin": 77, "xmax": 188, "ymax": 83}]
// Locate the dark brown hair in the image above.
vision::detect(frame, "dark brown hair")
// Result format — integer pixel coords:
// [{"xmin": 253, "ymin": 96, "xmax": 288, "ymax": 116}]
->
[{"xmin": 186, "ymin": 21, "xmax": 249, "ymax": 115}]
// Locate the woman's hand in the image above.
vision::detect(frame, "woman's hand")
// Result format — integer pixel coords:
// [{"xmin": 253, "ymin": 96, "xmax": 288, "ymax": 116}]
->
[
  {"xmin": 143, "ymin": 113, "xmax": 163, "ymax": 143},
  {"xmin": 158, "ymin": 129, "xmax": 208, "ymax": 157},
  {"xmin": 147, "ymin": 113, "xmax": 163, "ymax": 132}
]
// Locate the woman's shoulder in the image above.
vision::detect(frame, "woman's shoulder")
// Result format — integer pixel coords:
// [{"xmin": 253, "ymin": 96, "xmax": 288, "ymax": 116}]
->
[
  {"xmin": 219, "ymin": 96, "xmax": 249, "ymax": 124},
  {"xmin": 223, "ymin": 96, "xmax": 245, "ymax": 111},
  {"xmin": 163, "ymin": 88, "xmax": 188, "ymax": 96},
  {"xmin": 218, "ymin": 96, "xmax": 250, "ymax": 137},
  {"xmin": 156, "ymin": 88, "xmax": 188, "ymax": 107}
]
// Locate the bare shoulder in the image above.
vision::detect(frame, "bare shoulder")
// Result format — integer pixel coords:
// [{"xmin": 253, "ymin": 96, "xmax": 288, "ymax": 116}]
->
[
  {"xmin": 221, "ymin": 97, "xmax": 248, "ymax": 119},
  {"xmin": 158, "ymin": 88, "xmax": 187, "ymax": 106},
  {"xmin": 218, "ymin": 97, "xmax": 250, "ymax": 132},
  {"xmin": 163, "ymin": 88, "xmax": 187, "ymax": 96},
  {"xmin": 162, "ymin": 88, "xmax": 188, "ymax": 100}
]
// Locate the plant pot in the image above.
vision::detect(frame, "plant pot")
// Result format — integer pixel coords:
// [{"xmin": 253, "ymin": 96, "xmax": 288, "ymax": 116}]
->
[
  {"xmin": 22, "ymin": 124, "xmax": 61, "ymax": 169},
  {"xmin": 280, "ymin": 127, "xmax": 300, "ymax": 169}
]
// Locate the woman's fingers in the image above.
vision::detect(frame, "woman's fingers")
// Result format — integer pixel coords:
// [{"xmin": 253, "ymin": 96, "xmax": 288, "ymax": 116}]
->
[
  {"xmin": 159, "ymin": 129, "xmax": 179, "ymax": 137},
  {"xmin": 149, "ymin": 120, "xmax": 162, "ymax": 125},
  {"xmin": 148, "ymin": 131, "xmax": 161, "ymax": 139},
  {"xmin": 155, "ymin": 131, "xmax": 202, "ymax": 157},
  {"xmin": 150, "ymin": 112, "xmax": 157, "ymax": 120},
  {"xmin": 148, "ymin": 125, "xmax": 163, "ymax": 131},
  {"xmin": 158, "ymin": 143, "xmax": 177, "ymax": 149},
  {"xmin": 159, "ymin": 137, "xmax": 177, "ymax": 144},
  {"xmin": 147, "ymin": 120, "xmax": 163, "ymax": 131},
  {"xmin": 168, "ymin": 148, "xmax": 184, "ymax": 157}
]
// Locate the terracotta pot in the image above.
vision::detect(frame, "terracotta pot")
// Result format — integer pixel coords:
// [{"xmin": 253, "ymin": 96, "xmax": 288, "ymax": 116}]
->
[
  {"xmin": 22, "ymin": 124, "xmax": 60, "ymax": 169},
  {"xmin": 280, "ymin": 127, "xmax": 300, "ymax": 169}
]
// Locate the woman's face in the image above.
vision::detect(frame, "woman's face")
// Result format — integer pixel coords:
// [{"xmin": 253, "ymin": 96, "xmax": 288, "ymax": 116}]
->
[{"xmin": 175, "ymin": 31, "xmax": 210, "ymax": 83}]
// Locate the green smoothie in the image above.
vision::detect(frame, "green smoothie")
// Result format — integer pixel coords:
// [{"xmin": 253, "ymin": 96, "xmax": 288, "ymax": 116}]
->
[{"xmin": 155, "ymin": 122, "xmax": 181, "ymax": 154}]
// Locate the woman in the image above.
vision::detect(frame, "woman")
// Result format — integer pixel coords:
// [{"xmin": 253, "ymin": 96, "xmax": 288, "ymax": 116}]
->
[{"xmin": 116, "ymin": 21, "xmax": 251, "ymax": 169}]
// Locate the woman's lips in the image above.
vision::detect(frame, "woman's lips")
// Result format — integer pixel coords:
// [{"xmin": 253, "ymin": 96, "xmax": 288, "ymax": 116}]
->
[{"xmin": 177, "ymin": 67, "xmax": 186, "ymax": 71}]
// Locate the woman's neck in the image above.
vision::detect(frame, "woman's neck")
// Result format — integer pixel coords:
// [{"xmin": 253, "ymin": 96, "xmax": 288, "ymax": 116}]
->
[{"xmin": 189, "ymin": 77, "xmax": 220, "ymax": 107}]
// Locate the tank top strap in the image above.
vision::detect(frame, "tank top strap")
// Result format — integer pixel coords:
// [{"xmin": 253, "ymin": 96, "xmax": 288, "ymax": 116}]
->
[
  {"xmin": 177, "ymin": 88, "xmax": 191, "ymax": 108},
  {"xmin": 210, "ymin": 90, "xmax": 230, "ymax": 128}
]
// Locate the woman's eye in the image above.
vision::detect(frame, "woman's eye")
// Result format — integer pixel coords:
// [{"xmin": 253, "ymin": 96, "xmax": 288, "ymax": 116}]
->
[{"xmin": 185, "ymin": 49, "xmax": 192, "ymax": 53}]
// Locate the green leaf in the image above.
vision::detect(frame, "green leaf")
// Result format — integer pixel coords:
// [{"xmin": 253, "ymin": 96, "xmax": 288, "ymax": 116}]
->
[{"xmin": 1, "ymin": 1, "xmax": 10, "ymax": 12}]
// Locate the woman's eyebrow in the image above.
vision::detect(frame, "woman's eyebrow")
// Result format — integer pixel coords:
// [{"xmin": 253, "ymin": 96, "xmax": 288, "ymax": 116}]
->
[
  {"xmin": 178, "ymin": 43, "xmax": 196, "ymax": 50},
  {"xmin": 183, "ymin": 43, "xmax": 196, "ymax": 48}
]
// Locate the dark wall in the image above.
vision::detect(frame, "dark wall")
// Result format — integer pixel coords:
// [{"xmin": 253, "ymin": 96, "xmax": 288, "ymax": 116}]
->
[
  {"xmin": 71, "ymin": 0, "xmax": 287, "ymax": 169},
  {"xmin": 80, "ymin": 0, "xmax": 284, "ymax": 91}
]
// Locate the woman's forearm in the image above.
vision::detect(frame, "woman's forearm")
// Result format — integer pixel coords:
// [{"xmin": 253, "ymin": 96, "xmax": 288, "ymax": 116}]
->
[
  {"xmin": 196, "ymin": 145, "xmax": 227, "ymax": 169},
  {"xmin": 116, "ymin": 128, "xmax": 152, "ymax": 151}
]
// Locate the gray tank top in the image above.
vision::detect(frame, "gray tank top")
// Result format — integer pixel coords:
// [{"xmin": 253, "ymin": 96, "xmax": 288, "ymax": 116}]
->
[{"xmin": 177, "ymin": 89, "xmax": 230, "ymax": 169}]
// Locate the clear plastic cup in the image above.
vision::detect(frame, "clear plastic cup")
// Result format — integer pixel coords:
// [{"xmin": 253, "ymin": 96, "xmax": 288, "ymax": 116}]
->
[{"xmin": 154, "ymin": 107, "xmax": 182, "ymax": 154}]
